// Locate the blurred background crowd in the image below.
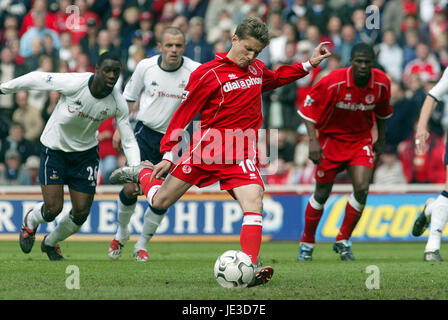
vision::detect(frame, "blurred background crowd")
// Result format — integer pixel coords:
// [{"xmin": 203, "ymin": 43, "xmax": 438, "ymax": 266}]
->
[{"xmin": 1, "ymin": 0, "xmax": 448, "ymax": 187}]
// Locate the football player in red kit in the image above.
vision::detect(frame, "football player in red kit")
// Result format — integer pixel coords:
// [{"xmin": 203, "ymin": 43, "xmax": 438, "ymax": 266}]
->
[
  {"xmin": 297, "ymin": 43, "xmax": 392, "ymax": 261},
  {"xmin": 109, "ymin": 17, "xmax": 331, "ymax": 286}
]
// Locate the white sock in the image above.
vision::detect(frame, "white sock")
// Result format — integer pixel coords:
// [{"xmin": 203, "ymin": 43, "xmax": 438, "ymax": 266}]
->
[
  {"xmin": 26, "ymin": 202, "xmax": 45, "ymax": 229},
  {"xmin": 45, "ymin": 213, "xmax": 81, "ymax": 247},
  {"xmin": 134, "ymin": 207, "xmax": 165, "ymax": 251},
  {"xmin": 425, "ymin": 203, "xmax": 448, "ymax": 252},
  {"xmin": 115, "ymin": 199, "xmax": 137, "ymax": 244}
]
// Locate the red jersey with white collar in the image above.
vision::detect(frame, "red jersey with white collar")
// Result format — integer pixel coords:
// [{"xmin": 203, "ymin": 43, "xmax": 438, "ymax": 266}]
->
[
  {"xmin": 298, "ymin": 67, "xmax": 393, "ymax": 142},
  {"xmin": 160, "ymin": 53, "xmax": 312, "ymax": 165}
]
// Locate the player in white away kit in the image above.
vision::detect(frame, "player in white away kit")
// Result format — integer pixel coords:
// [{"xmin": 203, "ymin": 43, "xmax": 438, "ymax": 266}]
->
[
  {"xmin": 412, "ymin": 67, "xmax": 448, "ymax": 262},
  {"xmin": 0, "ymin": 52, "xmax": 141, "ymax": 261},
  {"xmin": 108, "ymin": 27, "xmax": 200, "ymax": 262}
]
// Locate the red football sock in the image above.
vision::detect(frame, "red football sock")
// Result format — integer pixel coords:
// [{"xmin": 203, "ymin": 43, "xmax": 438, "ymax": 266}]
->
[
  {"xmin": 240, "ymin": 212, "xmax": 263, "ymax": 265},
  {"xmin": 300, "ymin": 201, "xmax": 324, "ymax": 244},
  {"xmin": 138, "ymin": 168, "xmax": 163, "ymax": 197},
  {"xmin": 336, "ymin": 201, "xmax": 362, "ymax": 241}
]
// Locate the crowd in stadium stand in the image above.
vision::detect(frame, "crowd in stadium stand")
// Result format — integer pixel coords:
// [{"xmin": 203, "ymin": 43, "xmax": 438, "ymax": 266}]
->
[{"xmin": 1, "ymin": 0, "xmax": 448, "ymax": 186}]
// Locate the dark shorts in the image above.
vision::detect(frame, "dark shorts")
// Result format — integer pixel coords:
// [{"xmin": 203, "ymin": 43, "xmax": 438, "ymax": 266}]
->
[
  {"xmin": 134, "ymin": 121, "xmax": 164, "ymax": 165},
  {"xmin": 39, "ymin": 144, "xmax": 99, "ymax": 194}
]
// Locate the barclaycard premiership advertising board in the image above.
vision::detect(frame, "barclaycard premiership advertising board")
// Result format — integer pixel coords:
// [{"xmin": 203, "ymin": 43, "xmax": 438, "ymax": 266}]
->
[{"xmin": 0, "ymin": 191, "xmax": 447, "ymax": 241}]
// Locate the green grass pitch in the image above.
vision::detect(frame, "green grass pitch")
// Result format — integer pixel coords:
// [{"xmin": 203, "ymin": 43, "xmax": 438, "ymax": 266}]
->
[{"xmin": 0, "ymin": 241, "xmax": 446, "ymax": 300}]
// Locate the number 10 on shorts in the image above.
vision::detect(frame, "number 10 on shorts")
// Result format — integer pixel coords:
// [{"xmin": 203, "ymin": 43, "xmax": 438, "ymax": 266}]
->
[{"xmin": 239, "ymin": 159, "xmax": 256, "ymax": 174}]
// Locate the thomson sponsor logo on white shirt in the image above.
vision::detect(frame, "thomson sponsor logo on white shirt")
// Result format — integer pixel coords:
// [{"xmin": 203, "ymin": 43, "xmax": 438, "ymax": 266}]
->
[
  {"xmin": 223, "ymin": 76, "xmax": 262, "ymax": 92},
  {"xmin": 335, "ymin": 102, "xmax": 375, "ymax": 111}
]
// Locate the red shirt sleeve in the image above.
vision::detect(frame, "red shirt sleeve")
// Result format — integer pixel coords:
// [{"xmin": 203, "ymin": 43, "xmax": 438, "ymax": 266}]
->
[
  {"xmin": 261, "ymin": 62, "xmax": 310, "ymax": 92},
  {"xmin": 297, "ymin": 76, "xmax": 331, "ymax": 125},
  {"xmin": 160, "ymin": 68, "xmax": 218, "ymax": 154},
  {"xmin": 374, "ymin": 75, "xmax": 393, "ymax": 119}
]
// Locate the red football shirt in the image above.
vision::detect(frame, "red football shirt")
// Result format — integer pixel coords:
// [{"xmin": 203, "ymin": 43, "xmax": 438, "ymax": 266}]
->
[
  {"xmin": 160, "ymin": 53, "xmax": 312, "ymax": 166},
  {"xmin": 298, "ymin": 67, "xmax": 393, "ymax": 142}
]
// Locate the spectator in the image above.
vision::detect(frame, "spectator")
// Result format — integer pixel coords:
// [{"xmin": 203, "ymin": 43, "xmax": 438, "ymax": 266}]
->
[
  {"xmin": 385, "ymin": 81, "xmax": 419, "ymax": 148},
  {"xmin": 377, "ymin": 30, "xmax": 403, "ymax": 82},
  {"xmin": 0, "ymin": 46, "xmax": 23, "ymax": 121},
  {"xmin": 334, "ymin": 24, "xmax": 357, "ymax": 67},
  {"xmin": 336, "ymin": 0, "xmax": 366, "ymax": 26},
  {"xmin": 206, "ymin": 9, "xmax": 234, "ymax": 44},
  {"xmin": 182, "ymin": 0, "xmax": 209, "ymax": 19},
  {"xmin": 267, "ymin": 11, "xmax": 284, "ymax": 39},
  {"xmin": 402, "ymin": 30, "xmax": 419, "ymax": 69},
  {"xmin": 295, "ymin": 14, "xmax": 310, "ymax": 41},
  {"xmin": 19, "ymin": 0, "xmax": 57, "ymax": 36},
  {"xmin": 265, "ymin": 158, "xmax": 294, "ymax": 185},
  {"xmin": 97, "ymin": 117, "xmax": 119, "ymax": 185},
  {"xmin": 19, "ymin": 10, "xmax": 61, "ymax": 58},
  {"xmin": 171, "ymin": 15, "xmax": 189, "ymax": 36},
  {"xmin": 312, "ymin": 53, "xmax": 342, "ymax": 84},
  {"xmin": 352, "ymin": 7, "xmax": 380, "ymax": 46},
  {"xmin": 382, "ymin": 0, "xmax": 410, "ymax": 38},
  {"xmin": 122, "ymin": 6, "xmax": 140, "ymax": 47},
  {"xmin": 19, "ymin": 155, "xmax": 40, "ymax": 185},
  {"xmin": 400, "ymin": 131, "xmax": 446, "ymax": 184},
  {"xmin": 106, "ymin": 17, "xmax": 125, "ymax": 58},
  {"xmin": 184, "ymin": 17, "xmax": 215, "ymax": 64},
  {"xmin": 235, "ymin": 0, "xmax": 268, "ymax": 25},
  {"xmin": 12, "ymin": 91, "xmax": 44, "ymax": 143},
  {"xmin": 0, "ymin": 148, "xmax": 27, "ymax": 186},
  {"xmin": 295, "ymin": 40, "xmax": 321, "ymax": 109},
  {"xmin": 269, "ymin": 22, "xmax": 297, "ymax": 66},
  {"xmin": 373, "ymin": 144, "xmax": 407, "ymax": 185},
  {"xmin": 283, "ymin": 0, "xmax": 308, "ymax": 25},
  {"xmin": 42, "ymin": 33, "xmax": 59, "ymax": 68},
  {"xmin": 54, "ymin": 0, "xmax": 71, "ymax": 33},
  {"xmin": 204, "ymin": 0, "xmax": 243, "ymax": 32},
  {"xmin": 326, "ymin": 15, "xmax": 343, "ymax": 51},
  {"xmin": 403, "ymin": 42, "xmax": 441, "ymax": 83},
  {"xmin": 306, "ymin": 0, "xmax": 332, "ymax": 35},
  {"xmin": 0, "ymin": 15, "xmax": 19, "ymax": 47},
  {"xmin": 0, "ymin": 122, "xmax": 38, "ymax": 164},
  {"xmin": 80, "ymin": 18, "xmax": 100, "ymax": 67},
  {"xmin": 22, "ymin": 38, "xmax": 44, "ymax": 74},
  {"xmin": 138, "ymin": 11, "xmax": 155, "ymax": 49}
]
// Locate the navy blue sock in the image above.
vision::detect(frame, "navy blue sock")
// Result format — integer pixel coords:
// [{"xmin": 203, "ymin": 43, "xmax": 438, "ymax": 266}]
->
[
  {"xmin": 119, "ymin": 189, "xmax": 138, "ymax": 206},
  {"xmin": 441, "ymin": 190, "xmax": 448, "ymax": 198},
  {"xmin": 149, "ymin": 204, "xmax": 167, "ymax": 215}
]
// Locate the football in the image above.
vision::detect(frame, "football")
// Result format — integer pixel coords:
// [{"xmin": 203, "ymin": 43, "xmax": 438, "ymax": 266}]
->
[{"xmin": 214, "ymin": 250, "xmax": 255, "ymax": 288}]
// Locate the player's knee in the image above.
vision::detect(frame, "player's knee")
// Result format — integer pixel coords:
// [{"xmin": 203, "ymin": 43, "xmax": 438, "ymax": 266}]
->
[
  {"xmin": 313, "ymin": 192, "xmax": 330, "ymax": 205},
  {"xmin": 353, "ymin": 187, "xmax": 369, "ymax": 204},
  {"xmin": 123, "ymin": 183, "xmax": 139, "ymax": 200},
  {"xmin": 42, "ymin": 203, "xmax": 64, "ymax": 221},
  {"xmin": 151, "ymin": 194, "xmax": 171, "ymax": 211},
  {"xmin": 71, "ymin": 212, "xmax": 89, "ymax": 226}
]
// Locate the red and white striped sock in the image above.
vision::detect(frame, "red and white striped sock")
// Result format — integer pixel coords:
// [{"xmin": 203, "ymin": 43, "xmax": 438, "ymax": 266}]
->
[
  {"xmin": 240, "ymin": 212, "xmax": 263, "ymax": 265},
  {"xmin": 336, "ymin": 194, "xmax": 364, "ymax": 242},
  {"xmin": 300, "ymin": 195, "xmax": 324, "ymax": 244}
]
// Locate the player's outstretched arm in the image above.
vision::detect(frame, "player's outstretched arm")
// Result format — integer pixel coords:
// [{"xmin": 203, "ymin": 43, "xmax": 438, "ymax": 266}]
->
[
  {"xmin": 415, "ymin": 95, "xmax": 438, "ymax": 154},
  {"xmin": 309, "ymin": 42, "xmax": 332, "ymax": 67}
]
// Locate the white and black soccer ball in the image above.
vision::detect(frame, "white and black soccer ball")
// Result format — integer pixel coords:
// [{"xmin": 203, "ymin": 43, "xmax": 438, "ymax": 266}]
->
[{"xmin": 214, "ymin": 250, "xmax": 255, "ymax": 288}]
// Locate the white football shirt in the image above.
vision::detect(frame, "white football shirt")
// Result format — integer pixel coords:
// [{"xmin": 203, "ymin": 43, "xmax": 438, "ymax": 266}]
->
[
  {"xmin": 429, "ymin": 67, "xmax": 448, "ymax": 101},
  {"xmin": 0, "ymin": 71, "xmax": 140, "ymax": 166},
  {"xmin": 123, "ymin": 55, "xmax": 200, "ymax": 134}
]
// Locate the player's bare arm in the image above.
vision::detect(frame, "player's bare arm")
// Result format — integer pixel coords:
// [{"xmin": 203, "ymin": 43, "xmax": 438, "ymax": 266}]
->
[
  {"xmin": 309, "ymin": 42, "xmax": 332, "ymax": 67},
  {"xmin": 415, "ymin": 95, "xmax": 438, "ymax": 154},
  {"xmin": 373, "ymin": 117, "xmax": 386, "ymax": 159},
  {"xmin": 303, "ymin": 119, "xmax": 323, "ymax": 164}
]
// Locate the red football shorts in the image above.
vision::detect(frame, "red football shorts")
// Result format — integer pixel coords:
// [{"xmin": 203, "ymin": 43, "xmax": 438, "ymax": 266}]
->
[
  {"xmin": 169, "ymin": 158, "xmax": 265, "ymax": 191},
  {"xmin": 315, "ymin": 136, "xmax": 375, "ymax": 183}
]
